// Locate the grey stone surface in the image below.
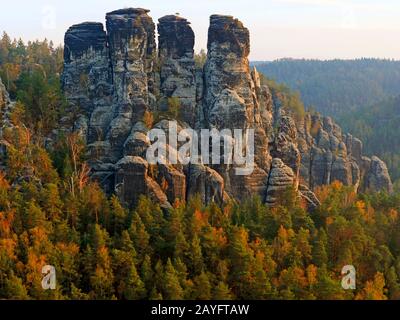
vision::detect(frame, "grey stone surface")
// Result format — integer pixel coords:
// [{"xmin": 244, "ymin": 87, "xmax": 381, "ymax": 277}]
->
[
  {"xmin": 158, "ymin": 15, "xmax": 197, "ymax": 127},
  {"xmin": 60, "ymin": 8, "xmax": 393, "ymax": 209},
  {"xmin": 265, "ymin": 158, "xmax": 296, "ymax": 206},
  {"xmin": 365, "ymin": 156, "xmax": 393, "ymax": 193}
]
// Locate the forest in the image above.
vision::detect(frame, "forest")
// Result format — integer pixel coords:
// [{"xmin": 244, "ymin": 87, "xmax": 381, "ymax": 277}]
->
[
  {"xmin": 1, "ymin": 33, "xmax": 400, "ymax": 300},
  {"xmin": 255, "ymin": 58, "xmax": 400, "ymax": 117},
  {"xmin": 339, "ymin": 96, "xmax": 400, "ymax": 190}
]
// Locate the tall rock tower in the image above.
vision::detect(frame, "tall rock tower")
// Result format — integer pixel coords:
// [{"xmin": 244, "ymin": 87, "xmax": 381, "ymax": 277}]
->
[{"xmin": 158, "ymin": 15, "xmax": 197, "ymax": 127}]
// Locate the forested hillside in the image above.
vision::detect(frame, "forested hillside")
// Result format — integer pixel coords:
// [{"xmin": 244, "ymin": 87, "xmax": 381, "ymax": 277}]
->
[
  {"xmin": 0, "ymin": 32, "xmax": 65, "ymax": 136},
  {"xmin": 255, "ymin": 59, "xmax": 400, "ymax": 117},
  {"xmin": 339, "ymin": 96, "xmax": 400, "ymax": 189},
  {"xmin": 1, "ymin": 31, "xmax": 400, "ymax": 300}
]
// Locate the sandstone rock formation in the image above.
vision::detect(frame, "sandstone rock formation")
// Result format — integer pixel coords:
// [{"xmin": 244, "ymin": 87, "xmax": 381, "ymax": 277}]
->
[
  {"xmin": 203, "ymin": 15, "xmax": 272, "ymax": 200},
  {"xmin": 158, "ymin": 15, "xmax": 197, "ymax": 127},
  {"xmin": 265, "ymin": 158, "xmax": 296, "ymax": 205},
  {"xmin": 365, "ymin": 156, "xmax": 393, "ymax": 193},
  {"xmin": 0, "ymin": 77, "xmax": 17, "ymax": 170},
  {"xmin": 0, "ymin": 77, "xmax": 15, "ymax": 131},
  {"xmin": 62, "ymin": 22, "xmax": 113, "ymax": 140},
  {"xmin": 295, "ymin": 113, "xmax": 393, "ymax": 193},
  {"xmin": 115, "ymin": 156, "xmax": 172, "ymax": 209},
  {"xmin": 0, "ymin": 77, "xmax": 8, "ymax": 110},
  {"xmin": 61, "ymin": 8, "xmax": 393, "ymax": 209}
]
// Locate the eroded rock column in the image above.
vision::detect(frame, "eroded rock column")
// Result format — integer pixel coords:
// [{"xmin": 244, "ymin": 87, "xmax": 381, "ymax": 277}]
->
[
  {"xmin": 202, "ymin": 15, "xmax": 272, "ymax": 200},
  {"xmin": 62, "ymin": 22, "xmax": 113, "ymax": 140},
  {"xmin": 158, "ymin": 15, "xmax": 197, "ymax": 127},
  {"xmin": 106, "ymin": 8, "xmax": 156, "ymax": 105},
  {"xmin": 105, "ymin": 8, "xmax": 157, "ymax": 160}
]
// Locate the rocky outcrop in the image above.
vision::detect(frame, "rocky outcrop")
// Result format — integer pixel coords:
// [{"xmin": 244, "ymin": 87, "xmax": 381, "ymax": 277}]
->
[
  {"xmin": 158, "ymin": 15, "xmax": 197, "ymax": 127},
  {"xmin": 0, "ymin": 77, "xmax": 13, "ymax": 126},
  {"xmin": 265, "ymin": 158, "xmax": 296, "ymax": 206},
  {"xmin": 187, "ymin": 164, "xmax": 229, "ymax": 204},
  {"xmin": 364, "ymin": 156, "xmax": 393, "ymax": 193},
  {"xmin": 62, "ymin": 22, "xmax": 113, "ymax": 141},
  {"xmin": 115, "ymin": 156, "xmax": 171, "ymax": 209},
  {"xmin": 294, "ymin": 113, "xmax": 392, "ymax": 194},
  {"xmin": 203, "ymin": 15, "xmax": 271, "ymax": 200},
  {"xmin": 204, "ymin": 15, "xmax": 253, "ymax": 129},
  {"xmin": 106, "ymin": 8, "xmax": 156, "ymax": 106},
  {"xmin": 0, "ymin": 77, "xmax": 16, "ymax": 165},
  {"xmin": 272, "ymin": 116, "xmax": 301, "ymax": 178},
  {"xmin": 0, "ymin": 77, "xmax": 8, "ymax": 110},
  {"xmin": 61, "ymin": 8, "xmax": 393, "ymax": 209},
  {"xmin": 104, "ymin": 9, "xmax": 157, "ymax": 161},
  {"xmin": 299, "ymin": 184, "xmax": 321, "ymax": 209}
]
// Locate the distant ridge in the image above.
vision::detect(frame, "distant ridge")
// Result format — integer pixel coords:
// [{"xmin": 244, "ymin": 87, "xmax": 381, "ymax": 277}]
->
[{"xmin": 254, "ymin": 58, "xmax": 400, "ymax": 118}]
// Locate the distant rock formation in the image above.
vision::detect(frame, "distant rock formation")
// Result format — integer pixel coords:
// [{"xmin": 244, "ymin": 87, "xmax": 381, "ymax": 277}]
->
[
  {"xmin": 0, "ymin": 77, "xmax": 16, "ymax": 169},
  {"xmin": 0, "ymin": 77, "xmax": 7, "ymax": 110},
  {"xmin": 296, "ymin": 113, "xmax": 393, "ymax": 194},
  {"xmin": 61, "ymin": 8, "xmax": 393, "ymax": 209},
  {"xmin": 0, "ymin": 77, "xmax": 17, "ymax": 134}
]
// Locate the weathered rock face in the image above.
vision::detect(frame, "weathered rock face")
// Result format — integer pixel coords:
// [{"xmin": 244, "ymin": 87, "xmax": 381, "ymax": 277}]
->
[
  {"xmin": 294, "ymin": 113, "xmax": 392, "ymax": 194},
  {"xmin": 0, "ymin": 77, "xmax": 8, "ymax": 110},
  {"xmin": 106, "ymin": 8, "xmax": 156, "ymax": 106},
  {"xmin": 265, "ymin": 158, "xmax": 295, "ymax": 206},
  {"xmin": 204, "ymin": 15, "xmax": 253, "ymax": 129},
  {"xmin": 299, "ymin": 184, "xmax": 321, "ymax": 209},
  {"xmin": 187, "ymin": 163, "xmax": 228, "ymax": 204},
  {"xmin": 203, "ymin": 15, "xmax": 271, "ymax": 200},
  {"xmin": 62, "ymin": 8, "xmax": 393, "ymax": 209},
  {"xmin": 0, "ymin": 77, "xmax": 16, "ymax": 169},
  {"xmin": 115, "ymin": 156, "xmax": 171, "ymax": 209},
  {"xmin": 0, "ymin": 77, "xmax": 16, "ymax": 133},
  {"xmin": 62, "ymin": 22, "xmax": 113, "ymax": 141},
  {"xmin": 104, "ymin": 9, "xmax": 157, "ymax": 161},
  {"xmin": 364, "ymin": 156, "xmax": 393, "ymax": 193},
  {"xmin": 158, "ymin": 15, "xmax": 197, "ymax": 127},
  {"xmin": 272, "ymin": 116, "xmax": 301, "ymax": 179}
]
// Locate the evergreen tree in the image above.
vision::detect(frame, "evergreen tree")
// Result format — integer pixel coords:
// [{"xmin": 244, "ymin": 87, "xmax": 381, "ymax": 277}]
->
[{"xmin": 163, "ymin": 259, "xmax": 184, "ymax": 300}]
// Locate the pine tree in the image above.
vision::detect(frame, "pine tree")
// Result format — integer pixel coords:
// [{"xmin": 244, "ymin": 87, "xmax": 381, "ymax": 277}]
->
[
  {"xmin": 163, "ymin": 259, "xmax": 184, "ymax": 300},
  {"xmin": 173, "ymin": 258, "xmax": 191, "ymax": 298},
  {"xmin": 70, "ymin": 284, "xmax": 89, "ymax": 300},
  {"xmin": 129, "ymin": 213, "xmax": 150, "ymax": 259},
  {"xmin": 121, "ymin": 264, "xmax": 146, "ymax": 300},
  {"xmin": 314, "ymin": 266, "xmax": 345, "ymax": 300},
  {"xmin": 88, "ymin": 225, "xmax": 114, "ymax": 299},
  {"xmin": 189, "ymin": 234, "xmax": 204, "ymax": 275},
  {"xmin": 212, "ymin": 282, "xmax": 234, "ymax": 300},
  {"xmin": 192, "ymin": 272, "xmax": 212, "ymax": 300},
  {"xmin": 228, "ymin": 227, "xmax": 253, "ymax": 298},
  {"xmin": 110, "ymin": 195, "xmax": 127, "ymax": 235},
  {"xmin": 312, "ymin": 229, "xmax": 328, "ymax": 267},
  {"xmin": 174, "ymin": 230, "xmax": 189, "ymax": 261},
  {"xmin": 3, "ymin": 274, "xmax": 29, "ymax": 300},
  {"xmin": 149, "ymin": 286, "xmax": 163, "ymax": 300},
  {"xmin": 386, "ymin": 267, "xmax": 400, "ymax": 299},
  {"xmin": 141, "ymin": 255, "xmax": 154, "ymax": 292}
]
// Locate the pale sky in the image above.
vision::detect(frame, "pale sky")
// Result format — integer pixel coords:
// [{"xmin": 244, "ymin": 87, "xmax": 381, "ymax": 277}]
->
[{"xmin": 1, "ymin": 0, "xmax": 400, "ymax": 60}]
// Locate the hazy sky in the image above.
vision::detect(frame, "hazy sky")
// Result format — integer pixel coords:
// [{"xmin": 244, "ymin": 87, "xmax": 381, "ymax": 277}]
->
[{"xmin": 1, "ymin": 0, "xmax": 399, "ymax": 60}]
